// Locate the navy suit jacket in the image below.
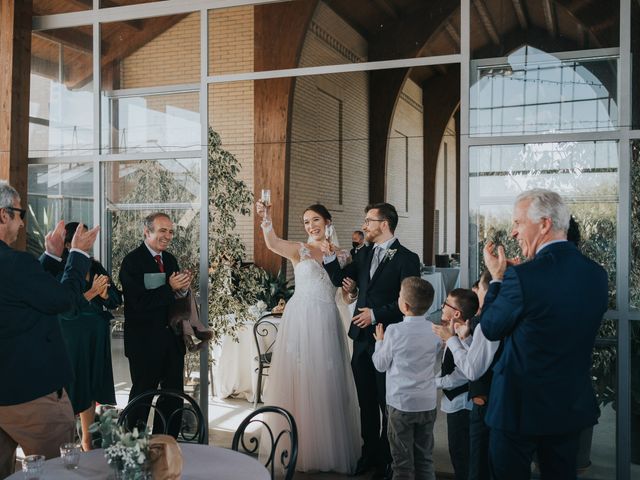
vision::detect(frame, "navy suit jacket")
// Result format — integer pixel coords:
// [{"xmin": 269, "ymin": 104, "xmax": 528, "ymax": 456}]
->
[
  {"xmin": 480, "ymin": 241, "xmax": 608, "ymax": 435},
  {"xmin": 0, "ymin": 241, "xmax": 90, "ymax": 405}
]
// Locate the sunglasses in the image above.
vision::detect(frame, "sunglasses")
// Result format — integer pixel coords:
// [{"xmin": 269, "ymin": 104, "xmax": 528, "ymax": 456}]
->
[{"xmin": 4, "ymin": 206, "xmax": 26, "ymax": 220}]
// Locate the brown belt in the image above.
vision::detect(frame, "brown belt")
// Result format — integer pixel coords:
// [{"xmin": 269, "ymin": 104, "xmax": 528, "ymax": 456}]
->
[{"xmin": 472, "ymin": 395, "xmax": 488, "ymax": 406}]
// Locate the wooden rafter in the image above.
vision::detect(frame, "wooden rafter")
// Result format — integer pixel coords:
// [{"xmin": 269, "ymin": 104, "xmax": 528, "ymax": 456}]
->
[
  {"xmin": 511, "ymin": 0, "xmax": 528, "ymax": 29},
  {"xmin": 542, "ymin": 0, "xmax": 558, "ymax": 37},
  {"xmin": 372, "ymin": 0, "xmax": 399, "ymax": 19},
  {"xmin": 472, "ymin": 0, "xmax": 500, "ymax": 45},
  {"xmin": 33, "ymin": 29, "xmax": 94, "ymax": 55},
  {"xmin": 445, "ymin": 22, "xmax": 460, "ymax": 49}
]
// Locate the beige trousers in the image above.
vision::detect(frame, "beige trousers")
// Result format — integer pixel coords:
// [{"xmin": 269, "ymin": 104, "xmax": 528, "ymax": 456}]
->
[{"xmin": 0, "ymin": 390, "xmax": 75, "ymax": 478}]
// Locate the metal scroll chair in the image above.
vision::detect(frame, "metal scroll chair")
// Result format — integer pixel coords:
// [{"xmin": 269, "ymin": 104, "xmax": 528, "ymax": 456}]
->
[
  {"xmin": 232, "ymin": 405, "xmax": 298, "ymax": 480},
  {"xmin": 117, "ymin": 389, "xmax": 206, "ymax": 444},
  {"xmin": 253, "ymin": 313, "xmax": 280, "ymax": 405}
]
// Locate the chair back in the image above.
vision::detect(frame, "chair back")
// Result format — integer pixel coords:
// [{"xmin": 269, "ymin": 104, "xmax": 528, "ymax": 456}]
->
[
  {"xmin": 253, "ymin": 313, "xmax": 279, "ymax": 363},
  {"xmin": 232, "ymin": 406, "xmax": 298, "ymax": 480},
  {"xmin": 117, "ymin": 389, "xmax": 206, "ymax": 444},
  {"xmin": 435, "ymin": 254, "xmax": 450, "ymax": 267}
]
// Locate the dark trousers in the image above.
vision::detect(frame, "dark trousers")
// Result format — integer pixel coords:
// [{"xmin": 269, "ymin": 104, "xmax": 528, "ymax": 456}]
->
[
  {"xmin": 127, "ymin": 329, "xmax": 185, "ymax": 437},
  {"xmin": 489, "ymin": 428, "xmax": 581, "ymax": 480},
  {"xmin": 352, "ymin": 339, "xmax": 391, "ymax": 466},
  {"xmin": 387, "ymin": 406, "xmax": 437, "ymax": 480},
  {"xmin": 469, "ymin": 403, "xmax": 490, "ymax": 480},
  {"xmin": 447, "ymin": 409, "xmax": 470, "ymax": 480}
]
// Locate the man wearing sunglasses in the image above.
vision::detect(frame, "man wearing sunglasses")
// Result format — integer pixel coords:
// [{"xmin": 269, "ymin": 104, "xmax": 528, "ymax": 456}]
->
[{"xmin": 0, "ymin": 180, "xmax": 99, "ymax": 477}]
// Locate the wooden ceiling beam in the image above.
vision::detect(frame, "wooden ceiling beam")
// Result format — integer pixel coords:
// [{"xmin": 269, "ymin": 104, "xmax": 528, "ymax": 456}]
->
[
  {"xmin": 542, "ymin": 0, "xmax": 558, "ymax": 37},
  {"xmin": 322, "ymin": 0, "xmax": 369, "ymax": 39},
  {"xmin": 472, "ymin": 0, "xmax": 500, "ymax": 45},
  {"xmin": 372, "ymin": 0, "xmax": 398, "ymax": 20},
  {"xmin": 445, "ymin": 22, "xmax": 460, "ymax": 49},
  {"xmin": 33, "ymin": 29, "xmax": 94, "ymax": 55},
  {"xmin": 511, "ymin": 0, "xmax": 528, "ymax": 30}
]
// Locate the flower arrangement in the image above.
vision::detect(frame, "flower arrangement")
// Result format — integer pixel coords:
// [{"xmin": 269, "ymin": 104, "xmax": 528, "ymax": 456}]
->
[{"xmin": 89, "ymin": 409, "xmax": 150, "ymax": 480}]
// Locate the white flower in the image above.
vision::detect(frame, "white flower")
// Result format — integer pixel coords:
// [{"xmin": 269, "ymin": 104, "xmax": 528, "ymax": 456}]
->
[{"xmin": 384, "ymin": 249, "xmax": 398, "ymax": 262}]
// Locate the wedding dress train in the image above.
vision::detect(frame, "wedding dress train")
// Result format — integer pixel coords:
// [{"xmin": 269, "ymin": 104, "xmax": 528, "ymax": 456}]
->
[{"xmin": 261, "ymin": 245, "xmax": 360, "ymax": 473}]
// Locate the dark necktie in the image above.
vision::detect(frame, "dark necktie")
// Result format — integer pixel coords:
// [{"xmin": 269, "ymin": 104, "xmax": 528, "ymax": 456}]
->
[{"xmin": 154, "ymin": 254, "xmax": 164, "ymax": 273}]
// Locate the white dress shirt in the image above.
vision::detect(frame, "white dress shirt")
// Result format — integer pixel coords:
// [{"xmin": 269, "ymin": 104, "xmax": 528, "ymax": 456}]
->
[
  {"xmin": 436, "ymin": 340, "xmax": 473, "ymax": 413},
  {"xmin": 446, "ymin": 324, "xmax": 500, "ymax": 381},
  {"xmin": 372, "ymin": 316, "xmax": 441, "ymax": 412}
]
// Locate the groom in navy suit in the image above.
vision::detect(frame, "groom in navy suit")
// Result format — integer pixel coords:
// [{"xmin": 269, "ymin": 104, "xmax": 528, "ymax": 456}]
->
[
  {"xmin": 323, "ymin": 203, "xmax": 420, "ymax": 479},
  {"xmin": 480, "ymin": 189, "xmax": 607, "ymax": 480}
]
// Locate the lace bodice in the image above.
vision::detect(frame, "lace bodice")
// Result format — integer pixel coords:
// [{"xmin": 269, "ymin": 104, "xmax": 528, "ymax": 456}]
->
[{"xmin": 293, "ymin": 244, "xmax": 349, "ymax": 303}]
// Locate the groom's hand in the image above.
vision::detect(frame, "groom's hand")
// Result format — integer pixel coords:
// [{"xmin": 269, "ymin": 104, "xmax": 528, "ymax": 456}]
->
[{"xmin": 352, "ymin": 307, "xmax": 372, "ymax": 328}]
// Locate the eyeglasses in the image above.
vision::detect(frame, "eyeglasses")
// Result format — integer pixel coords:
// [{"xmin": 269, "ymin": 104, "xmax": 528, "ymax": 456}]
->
[
  {"xmin": 3, "ymin": 206, "xmax": 26, "ymax": 220},
  {"xmin": 363, "ymin": 218, "xmax": 384, "ymax": 226},
  {"xmin": 442, "ymin": 301, "xmax": 461, "ymax": 313}
]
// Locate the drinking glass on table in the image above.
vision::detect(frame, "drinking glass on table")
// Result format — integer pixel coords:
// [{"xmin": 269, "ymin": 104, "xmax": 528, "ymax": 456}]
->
[
  {"xmin": 22, "ymin": 454, "xmax": 45, "ymax": 479},
  {"xmin": 60, "ymin": 443, "xmax": 81, "ymax": 470},
  {"xmin": 260, "ymin": 189, "xmax": 271, "ymax": 206}
]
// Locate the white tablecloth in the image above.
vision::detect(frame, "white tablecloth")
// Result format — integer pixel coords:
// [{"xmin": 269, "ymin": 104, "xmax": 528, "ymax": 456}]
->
[
  {"xmin": 8, "ymin": 444, "xmax": 269, "ymax": 480},
  {"xmin": 421, "ymin": 272, "xmax": 446, "ymax": 316},
  {"xmin": 435, "ymin": 267, "xmax": 461, "ymax": 293},
  {"xmin": 213, "ymin": 316, "xmax": 280, "ymax": 402}
]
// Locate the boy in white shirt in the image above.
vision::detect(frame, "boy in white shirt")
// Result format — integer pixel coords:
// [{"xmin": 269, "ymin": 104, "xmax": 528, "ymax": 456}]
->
[{"xmin": 372, "ymin": 276, "xmax": 441, "ymax": 480}]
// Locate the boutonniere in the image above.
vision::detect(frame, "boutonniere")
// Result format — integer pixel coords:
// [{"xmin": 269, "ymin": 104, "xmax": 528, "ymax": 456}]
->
[{"xmin": 384, "ymin": 249, "xmax": 397, "ymax": 262}]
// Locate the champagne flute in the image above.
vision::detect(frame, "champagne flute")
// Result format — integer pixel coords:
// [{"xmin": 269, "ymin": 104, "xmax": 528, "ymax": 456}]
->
[
  {"xmin": 260, "ymin": 189, "xmax": 271, "ymax": 207},
  {"xmin": 325, "ymin": 224, "xmax": 334, "ymax": 241}
]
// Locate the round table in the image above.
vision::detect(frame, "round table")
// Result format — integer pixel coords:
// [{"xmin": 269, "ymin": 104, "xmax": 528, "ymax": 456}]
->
[{"xmin": 8, "ymin": 444, "xmax": 270, "ymax": 479}]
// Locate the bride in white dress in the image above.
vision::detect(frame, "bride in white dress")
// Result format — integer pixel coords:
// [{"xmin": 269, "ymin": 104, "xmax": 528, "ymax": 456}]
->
[{"xmin": 256, "ymin": 201, "xmax": 360, "ymax": 473}]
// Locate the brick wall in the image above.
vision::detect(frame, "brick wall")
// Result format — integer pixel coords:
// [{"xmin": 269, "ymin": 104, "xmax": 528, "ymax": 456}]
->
[
  {"xmin": 120, "ymin": 9, "xmax": 255, "ymax": 260},
  {"xmin": 387, "ymin": 79, "xmax": 424, "ymax": 261},
  {"xmin": 288, "ymin": 2, "xmax": 369, "ymax": 270}
]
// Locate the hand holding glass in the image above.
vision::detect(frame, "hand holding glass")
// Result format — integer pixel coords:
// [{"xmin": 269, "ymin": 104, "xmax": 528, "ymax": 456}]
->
[
  {"xmin": 60, "ymin": 443, "xmax": 81, "ymax": 470},
  {"xmin": 260, "ymin": 189, "xmax": 271, "ymax": 206}
]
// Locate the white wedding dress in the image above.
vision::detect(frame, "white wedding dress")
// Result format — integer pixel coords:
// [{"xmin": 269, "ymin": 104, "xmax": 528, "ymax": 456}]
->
[{"xmin": 261, "ymin": 244, "xmax": 360, "ymax": 473}]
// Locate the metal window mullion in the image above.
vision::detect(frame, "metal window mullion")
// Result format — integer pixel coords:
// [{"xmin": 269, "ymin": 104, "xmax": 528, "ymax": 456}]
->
[
  {"xmin": 198, "ymin": 7, "xmax": 210, "ymax": 440},
  {"xmin": 467, "ymin": 130, "xmax": 620, "ymax": 147},
  {"xmin": 93, "ymin": 20, "xmax": 102, "ymax": 261},
  {"xmin": 460, "ymin": 0, "xmax": 470, "ymax": 287},
  {"xmin": 617, "ymin": 2, "xmax": 632, "ymax": 476}
]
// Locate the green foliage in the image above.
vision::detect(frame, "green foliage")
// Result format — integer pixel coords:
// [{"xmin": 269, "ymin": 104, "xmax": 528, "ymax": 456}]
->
[
  {"xmin": 257, "ymin": 268, "xmax": 294, "ymax": 310},
  {"xmin": 25, "ymin": 204, "xmax": 54, "ymax": 258},
  {"xmin": 206, "ymin": 128, "xmax": 265, "ymax": 341}
]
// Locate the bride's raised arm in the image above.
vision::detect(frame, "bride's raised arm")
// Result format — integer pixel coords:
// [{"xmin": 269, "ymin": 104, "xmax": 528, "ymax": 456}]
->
[{"xmin": 256, "ymin": 201, "xmax": 301, "ymax": 262}]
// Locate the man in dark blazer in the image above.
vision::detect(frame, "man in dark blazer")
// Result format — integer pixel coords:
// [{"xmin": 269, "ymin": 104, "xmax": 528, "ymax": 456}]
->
[
  {"xmin": 119, "ymin": 212, "xmax": 192, "ymax": 436},
  {"xmin": 350, "ymin": 230, "xmax": 366, "ymax": 258},
  {"xmin": 323, "ymin": 203, "xmax": 420, "ymax": 479},
  {"xmin": 0, "ymin": 181, "xmax": 98, "ymax": 477},
  {"xmin": 480, "ymin": 189, "xmax": 607, "ymax": 480}
]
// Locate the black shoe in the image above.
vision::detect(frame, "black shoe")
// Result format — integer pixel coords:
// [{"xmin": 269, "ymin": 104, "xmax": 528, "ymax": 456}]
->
[
  {"xmin": 372, "ymin": 463, "xmax": 392, "ymax": 480},
  {"xmin": 350, "ymin": 457, "xmax": 373, "ymax": 476}
]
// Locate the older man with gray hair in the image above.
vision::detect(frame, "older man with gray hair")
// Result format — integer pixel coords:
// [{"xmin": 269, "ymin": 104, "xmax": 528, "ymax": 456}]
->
[
  {"xmin": 0, "ymin": 180, "xmax": 99, "ymax": 476},
  {"xmin": 479, "ymin": 188, "xmax": 607, "ymax": 480}
]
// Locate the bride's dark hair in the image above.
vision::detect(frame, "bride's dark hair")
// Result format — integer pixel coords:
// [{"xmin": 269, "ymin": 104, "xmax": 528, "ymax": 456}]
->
[{"xmin": 303, "ymin": 204, "xmax": 332, "ymax": 222}]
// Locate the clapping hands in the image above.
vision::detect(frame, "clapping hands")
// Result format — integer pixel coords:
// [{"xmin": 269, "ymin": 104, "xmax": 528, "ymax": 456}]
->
[
  {"xmin": 169, "ymin": 270, "xmax": 192, "ymax": 292},
  {"xmin": 84, "ymin": 274, "xmax": 110, "ymax": 302}
]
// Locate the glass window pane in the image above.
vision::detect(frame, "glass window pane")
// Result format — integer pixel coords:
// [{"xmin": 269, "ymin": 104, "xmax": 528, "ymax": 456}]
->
[
  {"xmin": 208, "ymin": 2, "xmax": 460, "ymax": 75},
  {"xmin": 101, "ymin": 90, "xmax": 200, "ymax": 154},
  {"xmin": 27, "ymin": 163, "xmax": 94, "ymax": 257},
  {"xmin": 631, "ymin": 141, "xmax": 640, "ymax": 310},
  {"xmin": 29, "ymin": 28, "xmax": 94, "ymax": 158},
  {"xmin": 470, "ymin": 52, "xmax": 618, "ymax": 136},
  {"xmin": 469, "ymin": 141, "xmax": 618, "ymax": 309},
  {"xmin": 471, "ymin": 0, "xmax": 619, "ymax": 60}
]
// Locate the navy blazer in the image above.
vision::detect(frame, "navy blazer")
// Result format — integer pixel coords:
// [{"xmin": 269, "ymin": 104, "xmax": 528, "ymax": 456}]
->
[
  {"xmin": 0, "ymin": 241, "xmax": 90, "ymax": 405},
  {"xmin": 324, "ymin": 239, "xmax": 420, "ymax": 341},
  {"xmin": 119, "ymin": 242, "xmax": 183, "ymax": 358},
  {"xmin": 480, "ymin": 241, "xmax": 608, "ymax": 435}
]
